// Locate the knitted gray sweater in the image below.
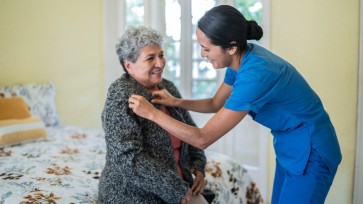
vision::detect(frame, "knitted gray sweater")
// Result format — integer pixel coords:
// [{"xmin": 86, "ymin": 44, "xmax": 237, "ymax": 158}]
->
[{"xmin": 98, "ymin": 74, "xmax": 206, "ymax": 204}]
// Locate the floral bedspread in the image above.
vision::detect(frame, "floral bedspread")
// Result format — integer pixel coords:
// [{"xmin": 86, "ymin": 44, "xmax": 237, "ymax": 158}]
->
[
  {"xmin": 0, "ymin": 126, "xmax": 263, "ymax": 204},
  {"xmin": 204, "ymin": 151, "xmax": 264, "ymax": 204}
]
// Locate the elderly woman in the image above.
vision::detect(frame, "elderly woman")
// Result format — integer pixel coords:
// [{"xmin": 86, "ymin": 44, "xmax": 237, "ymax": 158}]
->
[{"xmin": 98, "ymin": 26, "xmax": 209, "ymax": 204}]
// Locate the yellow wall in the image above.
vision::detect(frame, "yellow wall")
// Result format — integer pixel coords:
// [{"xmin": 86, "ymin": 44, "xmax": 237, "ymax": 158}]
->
[
  {"xmin": 0, "ymin": 0, "xmax": 105, "ymax": 129},
  {"xmin": 267, "ymin": 0, "xmax": 359, "ymax": 203},
  {"xmin": 0, "ymin": 0, "xmax": 359, "ymax": 203}
]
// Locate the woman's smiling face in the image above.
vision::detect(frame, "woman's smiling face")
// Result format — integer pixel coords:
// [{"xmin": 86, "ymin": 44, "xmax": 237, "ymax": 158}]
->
[
  {"xmin": 125, "ymin": 45, "xmax": 166, "ymax": 89},
  {"xmin": 196, "ymin": 28, "xmax": 232, "ymax": 69}
]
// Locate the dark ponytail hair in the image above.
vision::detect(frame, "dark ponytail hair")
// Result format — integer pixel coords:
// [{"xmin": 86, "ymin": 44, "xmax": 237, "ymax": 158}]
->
[{"xmin": 198, "ymin": 5, "xmax": 263, "ymax": 53}]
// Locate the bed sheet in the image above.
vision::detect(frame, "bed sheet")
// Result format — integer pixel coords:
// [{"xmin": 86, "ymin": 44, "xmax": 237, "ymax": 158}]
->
[{"xmin": 0, "ymin": 126, "xmax": 263, "ymax": 204}]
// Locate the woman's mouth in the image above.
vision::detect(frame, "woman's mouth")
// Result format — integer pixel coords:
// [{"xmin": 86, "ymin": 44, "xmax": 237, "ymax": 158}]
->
[{"xmin": 151, "ymin": 68, "xmax": 162, "ymax": 75}]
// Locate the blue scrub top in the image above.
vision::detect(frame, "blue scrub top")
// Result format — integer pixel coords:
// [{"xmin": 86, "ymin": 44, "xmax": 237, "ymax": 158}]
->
[{"xmin": 224, "ymin": 43, "xmax": 342, "ymax": 174}]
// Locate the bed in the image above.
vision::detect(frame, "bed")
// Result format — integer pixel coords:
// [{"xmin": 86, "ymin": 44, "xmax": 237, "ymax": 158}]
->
[{"xmin": 0, "ymin": 82, "xmax": 264, "ymax": 204}]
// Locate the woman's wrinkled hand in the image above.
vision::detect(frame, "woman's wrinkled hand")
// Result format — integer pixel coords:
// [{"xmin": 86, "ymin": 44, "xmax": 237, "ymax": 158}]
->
[
  {"xmin": 180, "ymin": 188, "xmax": 193, "ymax": 204},
  {"xmin": 151, "ymin": 89, "xmax": 177, "ymax": 107},
  {"xmin": 191, "ymin": 169, "xmax": 205, "ymax": 195},
  {"xmin": 128, "ymin": 94, "xmax": 156, "ymax": 120}
]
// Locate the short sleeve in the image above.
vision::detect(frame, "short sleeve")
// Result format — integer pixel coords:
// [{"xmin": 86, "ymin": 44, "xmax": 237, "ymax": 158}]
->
[
  {"xmin": 224, "ymin": 76, "xmax": 268, "ymax": 112},
  {"xmin": 223, "ymin": 68, "xmax": 237, "ymax": 86},
  {"xmin": 224, "ymin": 65, "xmax": 281, "ymax": 113}
]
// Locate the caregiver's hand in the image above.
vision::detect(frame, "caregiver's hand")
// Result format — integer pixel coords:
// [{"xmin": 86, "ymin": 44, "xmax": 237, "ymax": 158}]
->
[
  {"xmin": 128, "ymin": 94, "xmax": 157, "ymax": 120},
  {"xmin": 151, "ymin": 89, "xmax": 178, "ymax": 107}
]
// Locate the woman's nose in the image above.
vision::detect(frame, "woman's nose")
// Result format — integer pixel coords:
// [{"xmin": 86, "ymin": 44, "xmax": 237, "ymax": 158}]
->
[{"xmin": 156, "ymin": 57, "xmax": 166, "ymax": 67}]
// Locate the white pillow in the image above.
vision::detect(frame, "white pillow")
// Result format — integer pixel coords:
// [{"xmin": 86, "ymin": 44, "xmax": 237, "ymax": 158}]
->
[{"xmin": 0, "ymin": 82, "xmax": 59, "ymax": 127}]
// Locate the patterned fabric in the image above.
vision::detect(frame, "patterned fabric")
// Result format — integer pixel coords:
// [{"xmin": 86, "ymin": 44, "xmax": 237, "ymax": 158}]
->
[
  {"xmin": 0, "ymin": 126, "xmax": 105, "ymax": 204},
  {"xmin": 205, "ymin": 151, "xmax": 264, "ymax": 204},
  {"xmin": 0, "ymin": 82, "xmax": 59, "ymax": 127},
  {"xmin": 0, "ymin": 126, "xmax": 263, "ymax": 204}
]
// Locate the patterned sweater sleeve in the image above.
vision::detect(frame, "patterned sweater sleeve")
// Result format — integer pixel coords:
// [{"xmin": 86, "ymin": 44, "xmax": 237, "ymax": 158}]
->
[{"xmin": 102, "ymin": 80, "xmax": 188, "ymax": 203}]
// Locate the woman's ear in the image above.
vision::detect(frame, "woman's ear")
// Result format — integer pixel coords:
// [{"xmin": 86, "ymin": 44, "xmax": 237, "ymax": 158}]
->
[
  {"xmin": 228, "ymin": 41, "xmax": 238, "ymax": 55},
  {"xmin": 229, "ymin": 47, "xmax": 237, "ymax": 55},
  {"xmin": 124, "ymin": 60, "xmax": 134, "ymax": 75}
]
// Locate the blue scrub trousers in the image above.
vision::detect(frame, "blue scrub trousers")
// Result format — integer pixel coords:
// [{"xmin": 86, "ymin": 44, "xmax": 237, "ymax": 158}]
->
[{"xmin": 271, "ymin": 148, "xmax": 338, "ymax": 204}]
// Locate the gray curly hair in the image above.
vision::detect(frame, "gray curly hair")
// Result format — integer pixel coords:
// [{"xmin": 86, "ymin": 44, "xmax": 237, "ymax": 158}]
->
[{"xmin": 116, "ymin": 26, "xmax": 163, "ymax": 74}]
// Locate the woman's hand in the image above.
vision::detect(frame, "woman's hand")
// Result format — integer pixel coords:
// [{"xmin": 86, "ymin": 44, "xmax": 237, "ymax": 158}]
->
[
  {"xmin": 191, "ymin": 169, "xmax": 205, "ymax": 195},
  {"xmin": 151, "ymin": 89, "xmax": 178, "ymax": 107},
  {"xmin": 128, "ymin": 94, "xmax": 157, "ymax": 120},
  {"xmin": 180, "ymin": 188, "xmax": 193, "ymax": 204}
]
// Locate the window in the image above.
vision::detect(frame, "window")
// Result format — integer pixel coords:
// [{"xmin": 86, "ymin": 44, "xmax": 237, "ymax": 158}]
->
[
  {"xmin": 103, "ymin": 0, "xmax": 269, "ymax": 199},
  {"xmin": 163, "ymin": 0, "xmax": 218, "ymax": 99},
  {"xmin": 122, "ymin": 0, "xmax": 263, "ymax": 99}
]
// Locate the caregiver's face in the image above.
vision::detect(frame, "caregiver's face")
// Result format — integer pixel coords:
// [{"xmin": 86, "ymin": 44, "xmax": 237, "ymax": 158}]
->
[{"xmin": 196, "ymin": 28, "xmax": 231, "ymax": 69}]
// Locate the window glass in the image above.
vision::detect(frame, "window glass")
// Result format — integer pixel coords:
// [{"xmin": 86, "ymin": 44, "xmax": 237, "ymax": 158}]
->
[
  {"xmin": 191, "ymin": 1, "xmax": 217, "ymax": 99},
  {"xmin": 125, "ymin": 0, "xmax": 144, "ymax": 26},
  {"xmin": 164, "ymin": 0, "xmax": 181, "ymax": 88},
  {"xmin": 163, "ymin": 0, "xmax": 218, "ymax": 98},
  {"xmin": 236, "ymin": 0, "xmax": 263, "ymax": 22}
]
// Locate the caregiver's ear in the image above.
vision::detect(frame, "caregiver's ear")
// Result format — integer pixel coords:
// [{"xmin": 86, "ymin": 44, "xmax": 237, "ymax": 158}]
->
[{"xmin": 228, "ymin": 41, "xmax": 238, "ymax": 55}]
